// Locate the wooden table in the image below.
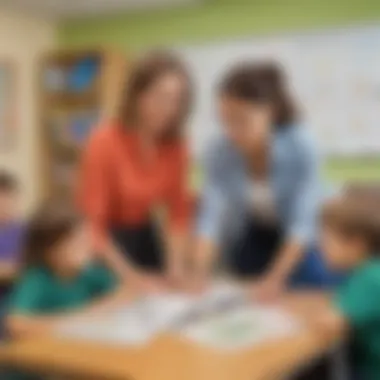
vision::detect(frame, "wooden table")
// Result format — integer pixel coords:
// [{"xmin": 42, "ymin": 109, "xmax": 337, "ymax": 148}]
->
[{"xmin": 0, "ymin": 292, "xmax": 341, "ymax": 380}]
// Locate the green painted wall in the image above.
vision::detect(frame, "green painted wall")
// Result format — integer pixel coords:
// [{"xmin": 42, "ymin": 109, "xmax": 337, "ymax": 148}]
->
[{"xmin": 60, "ymin": 0, "xmax": 380, "ymax": 50}]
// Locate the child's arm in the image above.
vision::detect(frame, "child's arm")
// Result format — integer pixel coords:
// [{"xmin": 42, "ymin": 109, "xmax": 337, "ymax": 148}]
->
[
  {"xmin": 6, "ymin": 284, "xmax": 135, "ymax": 339},
  {"xmin": 282, "ymin": 290, "xmax": 346, "ymax": 343},
  {"xmin": 304, "ymin": 267, "xmax": 379, "ymax": 345},
  {"xmin": 283, "ymin": 291, "xmax": 332, "ymax": 317},
  {"xmin": 7, "ymin": 263, "xmax": 136, "ymax": 339},
  {"xmin": 78, "ymin": 283, "xmax": 136, "ymax": 315},
  {"xmin": 308, "ymin": 305, "xmax": 349, "ymax": 345},
  {"xmin": 81, "ymin": 264, "xmax": 138, "ymax": 314},
  {"xmin": 6, "ymin": 314, "xmax": 66, "ymax": 338}
]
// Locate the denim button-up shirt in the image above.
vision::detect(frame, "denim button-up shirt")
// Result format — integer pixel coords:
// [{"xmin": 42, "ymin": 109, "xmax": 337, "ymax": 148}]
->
[{"xmin": 196, "ymin": 125, "xmax": 323, "ymax": 252}]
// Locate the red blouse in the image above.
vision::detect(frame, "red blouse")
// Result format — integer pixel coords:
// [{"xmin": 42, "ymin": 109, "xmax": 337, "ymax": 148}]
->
[{"xmin": 77, "ymin": 123, "xmax": 191, "ymax": 250}]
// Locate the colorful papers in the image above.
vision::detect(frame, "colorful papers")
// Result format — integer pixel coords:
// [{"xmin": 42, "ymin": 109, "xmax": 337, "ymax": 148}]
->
[{"xmin": 56, "ymin": 281, "xmax": 300, "ymax": 349}]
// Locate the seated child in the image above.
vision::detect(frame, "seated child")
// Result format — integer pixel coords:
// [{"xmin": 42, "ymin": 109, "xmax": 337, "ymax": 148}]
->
[
  {"xmin": 0, "ymin": 171, "xmax": 24, "ymax": 282},
  {"xmin": 6, "ymin": 202, "xmax": 131, "ymax": 339},
  {"xmin": 314, "ymin": 187, "xmax": 380, "ymax": 380}
]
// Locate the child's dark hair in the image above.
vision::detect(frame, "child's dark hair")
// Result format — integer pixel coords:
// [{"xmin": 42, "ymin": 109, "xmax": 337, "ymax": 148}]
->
[
  {"xmin": 0, "ymin": 171, "xmax": 18, "ymax": 193},
  {"xmin": 322, "ymin": 186, "xmax": 380, "ymax": 253},
  {"xmin": 23, "ymin": 202, "xmax": 83, "ymax": 268},
  {"xmin": 218, "ymin": 61, "xmax": 297, "ymax": 127}
]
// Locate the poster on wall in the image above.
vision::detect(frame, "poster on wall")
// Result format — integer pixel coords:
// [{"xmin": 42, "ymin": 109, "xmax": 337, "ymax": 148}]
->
[
  {"xmin": 177, "ymin": 25, "xmax": 380, "ymax": 158},
  {"xmin": 0, "ymin": 61, "xmax": 16, "ymax": 150}
]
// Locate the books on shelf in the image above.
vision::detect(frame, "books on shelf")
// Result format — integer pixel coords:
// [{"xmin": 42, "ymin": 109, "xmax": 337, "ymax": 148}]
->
[
  {"xmin": 43, "ymin": 55, "xmax": 101, "ymax": 95},
  {"xmin": 49, "ymin": 109, "xmax": 99, "ymax": 149}
]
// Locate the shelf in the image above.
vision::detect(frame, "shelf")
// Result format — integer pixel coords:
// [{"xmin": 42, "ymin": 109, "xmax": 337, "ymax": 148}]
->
[
  {"xmin": 40, "ymin": 48, "xmax": 128, "ymax": 199},
  {"xmin": 43, "ymin": 50, "xmax": 103, "ymax": 68},
  {"xmin": 43, "ymin": 91, "xmax": 99, "ymax": 109}
]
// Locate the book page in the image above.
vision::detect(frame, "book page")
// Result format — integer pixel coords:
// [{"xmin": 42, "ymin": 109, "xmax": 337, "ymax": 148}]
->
[{"xmin": 181, "ymin": 304, "xmax": 302, "ymax": 350}]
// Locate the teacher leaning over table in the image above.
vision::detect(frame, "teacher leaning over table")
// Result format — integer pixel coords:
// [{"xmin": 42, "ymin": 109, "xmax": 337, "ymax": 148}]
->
[
  {"xmin": 78, "ymin": 51, "xmax": 193, "ymax": 291},
  {"xmin": 191, "ymin": 61, "xmax": 335, "ymax": 300}
]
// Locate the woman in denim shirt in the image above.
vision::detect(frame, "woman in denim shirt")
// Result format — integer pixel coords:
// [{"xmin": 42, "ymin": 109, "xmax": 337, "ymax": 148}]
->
[{"xmin": 192, "ymin": 62, "xmax": 338, "ymax": 299}]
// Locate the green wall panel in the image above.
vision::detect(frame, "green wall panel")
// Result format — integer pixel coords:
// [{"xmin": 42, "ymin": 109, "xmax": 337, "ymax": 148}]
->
[
  {"xmin": 59, "ymin": 0, "xmax": 380, "ymax": 50},
  {"xmin": 59, "ymin": 0, "xmax": 380, "ymax": 183}
]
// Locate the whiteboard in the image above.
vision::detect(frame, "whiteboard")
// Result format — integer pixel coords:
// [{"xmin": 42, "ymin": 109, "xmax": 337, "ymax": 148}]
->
[{"xmin": 176, "ymin": 25, "xmax": 380, "ymax": 157}]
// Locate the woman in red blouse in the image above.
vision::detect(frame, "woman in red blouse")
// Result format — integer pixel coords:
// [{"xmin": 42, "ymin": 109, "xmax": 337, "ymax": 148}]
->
[{"xmin": 78, "ymin": 51, "xmax": 192, "ymax": 289}]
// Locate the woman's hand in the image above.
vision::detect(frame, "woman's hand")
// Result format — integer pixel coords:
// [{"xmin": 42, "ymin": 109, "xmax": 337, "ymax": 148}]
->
[
  {"xmin": 181, "ymin": 273, "xmax": 209, "ymax": 295},
  {"xmin": 131, "ymin": 272, "xmax": 166, "ymax": 294},
  {"xmin": 252, "ymin": 240, "xmax": 304, "ymax": 302},
  {"xmin": 165, "ymin": 267, "xmax": 187, "ymax": 290},
  {"xmin": 251, "ymin": 275, "xmax": 285, "ymax": 303}
]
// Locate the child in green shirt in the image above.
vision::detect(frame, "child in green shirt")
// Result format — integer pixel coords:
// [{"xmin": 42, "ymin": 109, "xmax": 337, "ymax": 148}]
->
[
  {"xmin": 317, "ymin": 187, "xmax": 380, "ymax": 380},
  {"xmin": 5, "ymin": 202, "xmax": 132, "ymax": 339}
]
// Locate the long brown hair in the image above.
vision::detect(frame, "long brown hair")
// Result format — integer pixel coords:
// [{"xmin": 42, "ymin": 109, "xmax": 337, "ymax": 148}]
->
[
  {"xmin": 118, "ymin": 50, "xmax": 192, "ymax": 141},
  {"xmin": 22, "ymin": 202, "xmax": 83, "ymax": 269}
]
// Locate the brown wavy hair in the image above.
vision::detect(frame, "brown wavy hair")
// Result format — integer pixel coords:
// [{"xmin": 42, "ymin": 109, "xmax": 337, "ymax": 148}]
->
[
  {"xmin": 219, "ymin": 61, "xmax": 298, "ymax": 127},
  {"xmin": 322, "ymin": 185, "xmax": 380, "ymax": 252},
  {"xmin": 22, "ymin": 202, "xmax": 83, "ymax": 269},
  {"xmin": 118, "ymin": 50, "xmax": 192, "ymax": 141}
]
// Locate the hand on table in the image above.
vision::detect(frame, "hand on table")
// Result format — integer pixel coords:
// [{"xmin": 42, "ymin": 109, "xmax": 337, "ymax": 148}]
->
[
  {"xmin": 182, "ymin": 275, "xmax": 210, "ymax": 295},
  {"xmin": 250, "ymin": 275, "xmax": 285, "ymax": 303},
  {"xmin": 164, "ymin": 267, "xmax": 188, "ymax": 291},
  {"xmin": 128, "ymin": 271, "xmax": 166, "ymax": 294},
  {"xmin": 140, "ymin": 273, "xmax": 167, "ymax": 294}
]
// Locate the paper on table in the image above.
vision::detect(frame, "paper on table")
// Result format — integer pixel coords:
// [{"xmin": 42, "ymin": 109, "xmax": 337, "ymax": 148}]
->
[
  {"xmin": 56, "ymin": 302, "xmax": 156, "ymax": 346},
  {"xmin": 130, "ymin": 281, "xmax": 247, "ymax": 331},
  {"xmin": 56, "ymin": 281, "xmax": 250, "ymax": 346},
  {"xmin": 201, "ymin": 281, "xmax": 247, "ymax": 312},
  {"xmin": 181, "ymin": 304, "xmax": 302, "ymax": 351},
  {"xmin": 149, "ymin": 281, "xmax": 247, "ymax": 330},
  {"xmin": 129, "ymin": 292, "xmax": 198, "ymax": 331},
  {"xmin": 55, "ymin": 293, "xmax": 199, "ymax": 345}
]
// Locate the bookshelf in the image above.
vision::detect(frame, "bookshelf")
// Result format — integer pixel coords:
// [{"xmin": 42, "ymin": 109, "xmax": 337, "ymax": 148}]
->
[{"xmin": 39, "ymin": 49, "xmax": 128, "ymax": 200}]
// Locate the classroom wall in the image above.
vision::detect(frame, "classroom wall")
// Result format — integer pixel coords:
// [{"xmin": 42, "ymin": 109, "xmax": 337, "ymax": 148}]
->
[
  {"xmin": 59, "ymin": 0, "xmax": 380, "ymax": 50},
  {"xmin": 59, "ymin": 0, "xmax": 380, "ymax": 183},
  {"xmin": 0, "ymin": 8, "xmax": 57, "ymax": 215},
  {"xmin": 0, "ymin": 1, "xmax": 377, "ymax": 216}
]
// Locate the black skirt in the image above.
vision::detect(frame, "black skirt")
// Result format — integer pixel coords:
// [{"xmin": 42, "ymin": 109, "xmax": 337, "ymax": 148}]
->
[
  {"xmin": 230, "ymin": 219, "xmax": 284, "ymax": 278},
  {"xmin": 111, "ymin": 221, "xmax": 164, "ymax": 272},
  {"xmin": 230, "ymin": 220, "xmax": 336, "ymax": 380}
]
